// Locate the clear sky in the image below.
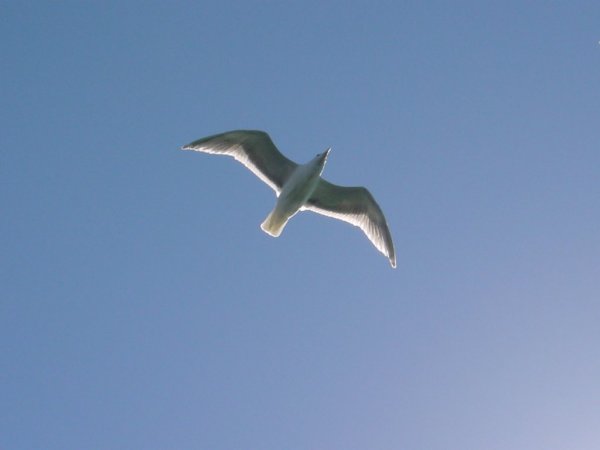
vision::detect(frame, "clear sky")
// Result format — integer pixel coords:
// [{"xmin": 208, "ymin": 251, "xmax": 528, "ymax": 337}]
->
[{"xmin": 2, "ymin": 1, "xmax": 599, "ymax": 449}]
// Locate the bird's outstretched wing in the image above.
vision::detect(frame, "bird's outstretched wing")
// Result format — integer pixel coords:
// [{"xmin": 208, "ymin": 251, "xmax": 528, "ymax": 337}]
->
[
  {"xmin": 182, "ymin": 130, "xmax": 298, "ymax": 195},
  {"xmin": 303, "ymin": 179, "xmax": 396, "ymax": 268}
]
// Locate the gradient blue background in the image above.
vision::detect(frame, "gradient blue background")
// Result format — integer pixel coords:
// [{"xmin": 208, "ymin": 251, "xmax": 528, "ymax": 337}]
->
[{"xmin": 2, "ymin": 1, "xmax": 599, "ymax": 449}]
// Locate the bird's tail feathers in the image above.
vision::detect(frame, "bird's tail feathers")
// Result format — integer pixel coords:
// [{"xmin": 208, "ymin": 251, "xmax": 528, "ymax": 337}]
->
[{"xmin": 260, "ymin": 210, "xmax": 288, "ymax": 237}]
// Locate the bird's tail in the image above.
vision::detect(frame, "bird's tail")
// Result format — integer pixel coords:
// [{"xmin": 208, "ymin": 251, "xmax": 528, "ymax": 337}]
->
[{"xmin": 260, "ymin": 210, "xmax": 288, "ymax": 237}]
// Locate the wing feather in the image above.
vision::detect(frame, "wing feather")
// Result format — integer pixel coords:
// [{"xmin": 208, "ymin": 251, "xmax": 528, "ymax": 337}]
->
[
  {"xmin": 304, "ymin": 179, "xmax": 396, "ymax": 268},
  {"xmin": 182, "ymin": 130, "xmax": 297, "ymax": 194}
]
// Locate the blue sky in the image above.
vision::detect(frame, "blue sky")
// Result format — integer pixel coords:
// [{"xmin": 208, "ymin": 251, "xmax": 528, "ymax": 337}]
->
[{"xmin": 2, "ymin": 1, "xmax": 599, "ymax": 449}]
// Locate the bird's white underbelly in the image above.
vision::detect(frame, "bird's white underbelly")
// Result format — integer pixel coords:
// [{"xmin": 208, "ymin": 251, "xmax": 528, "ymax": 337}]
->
[{"xmin": 274, "ymin": 164, "xmax": 321, "ymax": 219}]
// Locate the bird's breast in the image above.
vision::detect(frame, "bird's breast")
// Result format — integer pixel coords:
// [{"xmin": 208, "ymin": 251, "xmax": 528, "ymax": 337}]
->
[{"xmin": 277, "ymin": 164, "xmax": 321, "ymax": 211}]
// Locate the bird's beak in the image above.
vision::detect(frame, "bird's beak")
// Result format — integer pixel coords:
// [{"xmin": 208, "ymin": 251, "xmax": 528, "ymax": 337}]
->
[{"xmin": 320, "ymin": 147, "xmax": 331, "ymax": 163}]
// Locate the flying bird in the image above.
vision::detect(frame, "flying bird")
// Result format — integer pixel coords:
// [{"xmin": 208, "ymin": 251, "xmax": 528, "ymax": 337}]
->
[{"xmin": 181, "ymin": 130, "xmax": 396, "ymax": 268}]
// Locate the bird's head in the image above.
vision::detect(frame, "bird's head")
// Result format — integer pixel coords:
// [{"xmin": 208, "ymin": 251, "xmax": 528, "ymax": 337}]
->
[{"xmin": 311, "ymin": 147, "xmax": 331, "ymax": 168}]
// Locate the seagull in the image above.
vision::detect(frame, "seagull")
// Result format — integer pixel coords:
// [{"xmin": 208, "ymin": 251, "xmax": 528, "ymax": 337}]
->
[{"xmin": 181, "ymin": 130, "xmax": 396, "ymax": 268}]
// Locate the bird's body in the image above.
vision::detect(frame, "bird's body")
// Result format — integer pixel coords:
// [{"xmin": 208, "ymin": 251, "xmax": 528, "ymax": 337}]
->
[
  {"xmin": 182, "ymin": 130, "xmax": 396, "ymax": 268},
  {"xmin": 261, "ymin": 149, "xmax": 329, "ymax": 237}
]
